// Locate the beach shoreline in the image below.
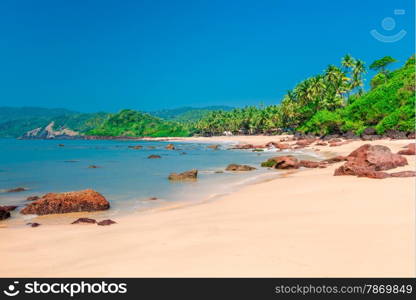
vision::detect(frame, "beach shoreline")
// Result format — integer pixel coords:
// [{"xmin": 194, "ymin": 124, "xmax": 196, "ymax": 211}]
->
[{"xmin": 1, "ymin": 135, "xmax": 415, "ymax": 277}]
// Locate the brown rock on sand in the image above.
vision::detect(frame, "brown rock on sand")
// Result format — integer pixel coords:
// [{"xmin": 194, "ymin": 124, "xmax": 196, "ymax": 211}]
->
[
  {"xmin": 20, "ymin": 189, "xmax": 110, "ymax": 215},
  {"xmin": 299, "ymin": 160, "xmax": 326, "ymax": 168},
  {"xmin": 262, "ymin": 156, "xmax": 299, "ymax": 169},
  {"xmin": 71, "ymin": 218, "xmax": 97, "ymax": 224},
  {"xmin": 334, "ymin": 144, "xmax": 408, "ymax": 178},
  {"xmin": 389, "ymin": 171, "xmax": 416, "ymax": 178},
  {"xmin": 97, "ymin": 219, "xmax": 116, "ymax": 226},
  {"xmin": 397, "ymin": 143, "xmax": 415, "ymax": 155}
]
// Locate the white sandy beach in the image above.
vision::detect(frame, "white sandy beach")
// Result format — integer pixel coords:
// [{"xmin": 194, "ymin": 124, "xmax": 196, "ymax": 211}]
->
[{"xmin": 0, "ymin": 136, "xmax": 414, "ymax": 277}]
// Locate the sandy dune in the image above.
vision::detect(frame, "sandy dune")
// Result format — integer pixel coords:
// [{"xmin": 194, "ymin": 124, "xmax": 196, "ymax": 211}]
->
[{"xmin": 0, "ymin": 137, "xmax": 414, "ymax": 277}]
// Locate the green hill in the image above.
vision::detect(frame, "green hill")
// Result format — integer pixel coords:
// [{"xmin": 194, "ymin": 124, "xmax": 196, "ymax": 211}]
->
[{"xmin": 86, "ymin": 109, "xmax": 191, "ymax": 137}]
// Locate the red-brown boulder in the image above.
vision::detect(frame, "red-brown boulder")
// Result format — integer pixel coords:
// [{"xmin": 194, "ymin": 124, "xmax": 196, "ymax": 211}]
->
[
  {"xmin": 346, "ymin": 144, "xmax": 407, "ymax": 171},
  {"xmin": 262, "ymin": 155, "xmax": 299, "ymax": 169},
  {"xmin": 334, "ymin": 144, "xmax": 408, "ymax": 178},
  {"xmin": 20, "ymin": 189, "xmax": 110, "ymax": 215}
]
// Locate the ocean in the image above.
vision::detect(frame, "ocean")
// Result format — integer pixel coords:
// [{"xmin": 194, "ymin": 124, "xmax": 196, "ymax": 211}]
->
[{"xmin": 0, "ymin": 138, "xmax": 320, "ymax": 226}]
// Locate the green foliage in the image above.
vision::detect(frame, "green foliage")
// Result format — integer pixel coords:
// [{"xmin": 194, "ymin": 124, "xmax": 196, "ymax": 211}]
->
[
  {"xmin": 86, "ymin": 109, "xmax": 191, "ymax": 137},
  {"xmin": 151, "ymin": 106, "xmax": 234, "ymax": 122},
  {"xmin": 303, "ymin": 55, "xmax": 415, "ymax": 135},
  {"xmin": 194, "ymin": 105, "xmax": 283, "ymax": 135},
  {"xmin": 369, "ymin": 56, "xmax": 397, "ymax": 73},
  {"xmin": 261, "ymin": 160, "xmax": 276, "ymax": 168},
  {"xmin": 299, "ymin": 110, "xmax": 343, "ymax": 135},
  {"xmin": 370, "ymin": 72, "xmax": 387, "ymax": 89}
]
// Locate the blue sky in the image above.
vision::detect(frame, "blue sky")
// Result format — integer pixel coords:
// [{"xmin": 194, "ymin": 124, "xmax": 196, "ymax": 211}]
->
[{"xmin": 0, "ymin": 0, "xmax": 414, "ymax": 112}]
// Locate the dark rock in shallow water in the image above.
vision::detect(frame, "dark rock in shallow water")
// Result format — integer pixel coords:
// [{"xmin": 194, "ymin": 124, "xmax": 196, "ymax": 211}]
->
[
  {"xmin": 207, "ymin": 144, "xmax": 220, "ymax": 150},
  {"xmin": 1, "ymin": 205, "xmax": 17, "ymax": 212},
  {"xmin": 6, "ymin": 187, "xmax": 27, "ymax": 193},
  {"xmin": 225, "ymin": 164, "xmax": 256, "ymax": 171},
  {"xmin": 148, "ymin": 155, "xmax": 161, "ymax": 159},
  {"xmin": 0, "ymin": 207, "xmax": 11, "ymax": 220},
  {"xmin": 147, "ymin": 197, "xmax": 158, "ymax": 200},
  {"xmin": 88, "ymin": 165, "xmax": 100, "ymax": 168},
  {"xmin": 97, "ymin": 219, "xmax": 116, "ymax": 226},
  {"xmin": 165, "ymin": 143, "xmax": 175, "ymax": 150},
  {"xmin": 27, "ymin": 222, "xmax": 41, "ymax": 227},
  {"xmin": 71, "ymin": 218, "xmax": 97, "ymax": 224},
  {"xmin": 128, "ymin": 145, "xmax": 143, "ymax": 149},
  {"xmin": 20, "ymin": 189, "xmax": 110, "ymax": 215},
  {"xmin": 58, "ymin": 144, "xmax": 65, "ymax": 147},
  {"xmin": 168, "ymin": 169, "xmax": 198, "ymax": 181},
  {"xmin": 26, "ymin": 196, "xmax": 40, "ymax": 201}
]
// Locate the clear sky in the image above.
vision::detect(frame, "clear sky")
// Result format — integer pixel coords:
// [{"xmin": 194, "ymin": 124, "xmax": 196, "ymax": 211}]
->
[{"xmin": 0, "ymin": 0, "xmax": 414, "ymax": 112}]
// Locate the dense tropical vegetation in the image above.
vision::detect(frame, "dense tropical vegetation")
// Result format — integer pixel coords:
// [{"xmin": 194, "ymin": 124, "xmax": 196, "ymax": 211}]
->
[
  {"xmin": 2, "ymin": 54, "xmax": 414, "ymax": 138},
  {"xmin": 193, "ymin": 54, "xmax": 415, "ymax": 136}
]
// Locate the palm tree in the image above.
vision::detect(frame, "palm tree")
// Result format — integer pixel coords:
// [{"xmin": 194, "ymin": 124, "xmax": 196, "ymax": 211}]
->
[{"xmin": 351, "ymin": 59, "xmax": 366, "ymax": 96}]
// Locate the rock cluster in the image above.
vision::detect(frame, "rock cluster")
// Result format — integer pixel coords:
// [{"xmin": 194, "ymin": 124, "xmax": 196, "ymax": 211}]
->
[{"xmin": 334, "ymin": 144, "xmax": 411, "ymax": 179}]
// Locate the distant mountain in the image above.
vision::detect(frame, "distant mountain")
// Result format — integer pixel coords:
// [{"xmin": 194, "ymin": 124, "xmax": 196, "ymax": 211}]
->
[
  {"xmin": 150, "ymin": 106, "xmax": 234, "ymax": 122},
  {"xmin": 0, "ymin": 106, "xmax": 76, "ymax": 123},
  {"xmin": 0, "ymin": 107, "xmax": 109, "ymax": 138},
  {"xmin": 0, "ymin": 105, "xmax": 234, "ymax": 138}
]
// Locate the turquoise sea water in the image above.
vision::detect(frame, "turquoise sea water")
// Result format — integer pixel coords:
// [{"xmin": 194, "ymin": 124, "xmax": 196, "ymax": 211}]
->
[{"xmin": 0, "ymin": 138, "xmax": 320, "ymax": 225}]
